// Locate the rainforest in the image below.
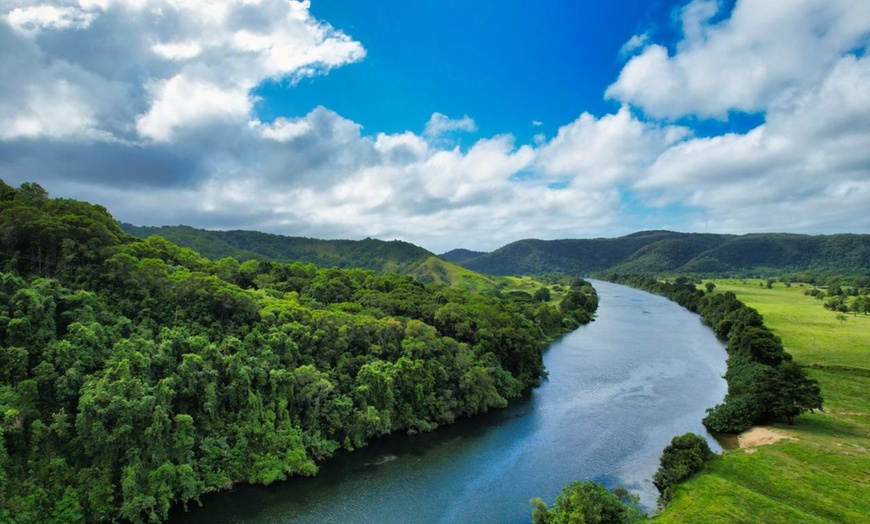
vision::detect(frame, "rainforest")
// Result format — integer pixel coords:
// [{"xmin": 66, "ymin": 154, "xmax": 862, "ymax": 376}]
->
[{"xmin": 0, "ymin": 180, "xmax": 598, "ymax": 523}]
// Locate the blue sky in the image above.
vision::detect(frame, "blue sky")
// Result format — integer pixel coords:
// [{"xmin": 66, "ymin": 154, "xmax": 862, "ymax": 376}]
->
[
  {"xmin": 1, "ymin": 0, "xmax": 868, "ymax": 252},
  {"xmin": 258, "ymin": 1, "xmax": 669, "ymax": 141}
]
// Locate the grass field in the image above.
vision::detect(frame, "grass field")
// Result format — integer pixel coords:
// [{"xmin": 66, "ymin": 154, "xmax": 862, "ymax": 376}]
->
[{"xmin": 653, "ymin": 279, "xmax": 870, "ymax": 524}]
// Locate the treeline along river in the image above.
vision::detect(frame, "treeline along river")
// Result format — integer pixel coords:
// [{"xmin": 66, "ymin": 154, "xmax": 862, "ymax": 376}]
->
[{"xmin": 170, "ymin": 281, "xmax": 728, "ymax": 523}]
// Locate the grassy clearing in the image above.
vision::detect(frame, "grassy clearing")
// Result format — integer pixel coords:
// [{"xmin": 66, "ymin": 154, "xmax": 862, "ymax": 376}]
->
[
  {"xmin": 710, "ymin": 280, "xmax": 870, "ymax": 370},
  {"xmin": 408, "ymin": 259, "xmax": 575, "ymax": 307},
  {"xmin": 653, "ymin": 279, "xmax": 869, "ymax": 524},
  {"xmin": 407, "ymin": 256, "xmax": 500, "ymax": 292},
  {"xmin": 499, "ymin": 275, "xmax": 582, "ymax": 308}
]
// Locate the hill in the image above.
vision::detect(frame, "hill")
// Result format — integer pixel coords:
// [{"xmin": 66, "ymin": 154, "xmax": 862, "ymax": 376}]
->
[
  {"xmin": 122, "ymin": 224, "xmax": 433, "ymax": 274},
  {"xmin": 438, "ymin": 248, "xmax": 488, "ymax": 264},
  {"xmin": 458, "ymin": 231, "xmax": 870, "ymax": 276},
  {"xmin": 122, "ymin": 224, "xmax": 503, "ymax": 293}
]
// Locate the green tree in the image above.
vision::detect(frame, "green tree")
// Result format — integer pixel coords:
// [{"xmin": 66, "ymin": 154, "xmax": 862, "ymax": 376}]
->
[
  {"xmin": 652, "ymin": 433, "xmax": 712, "ymax": 505},
  {"xmin": 533, "ymin": 287, "xmax": 551, "ymax": 302},
  {"xmin": 530, "ymin": 481, "xmax": 645, "ymax": 524}
]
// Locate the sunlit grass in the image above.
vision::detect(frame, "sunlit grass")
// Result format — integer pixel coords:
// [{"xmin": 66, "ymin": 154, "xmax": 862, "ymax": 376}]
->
[
  {"xmin": 653, "ymin": 279, "xmax": 869, "ymax": 523},
  {"xmin": 710, "ymin": 279, "xmax": 870, "ymax": 370},
  {"xmin": 501, "ymin": 275, "xmax": 572, "ymax": 306}
]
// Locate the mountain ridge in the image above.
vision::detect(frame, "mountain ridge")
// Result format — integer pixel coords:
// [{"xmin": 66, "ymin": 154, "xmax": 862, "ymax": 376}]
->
[
  {"xmin": 455, "ymin": 231, "xmax": 870, "ymax": 276},
  {"xmin": 123, "ymin": 224, "xmax": 870, "ymax": 277}
]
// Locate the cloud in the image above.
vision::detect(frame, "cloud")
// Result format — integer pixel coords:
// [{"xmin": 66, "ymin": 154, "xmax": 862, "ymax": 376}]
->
[
  {"xmin": 6, "ymin": 4, "xmax": 98, "ymax": 34},
  {"xmin": 637, "ymin": 53, "xmax": 870, "ymax": 234},
  {"xmin": 607, "ymin": 0, "xmax": 870, "ymax": 119},
  {"xmin": 423, "ymin": 112, "xmax": 477, "ymax": 138},
  {"xmin": 0, "ymin": 0, "xmax": 366, "ymax": 142},
  {"xmin": 137, "ymin": 74, "xmax": 252, "ymax": 142},
  {"xmin": 2, "ymin": 0, "xmax": 869, "ymax": 252},
  {"xmin": 618, "ymin": 32, "xmax": 649, "ymax": 58},
  {"xmin": 536, "ymin": 106, "xmax": 689, "ymax": 189}
]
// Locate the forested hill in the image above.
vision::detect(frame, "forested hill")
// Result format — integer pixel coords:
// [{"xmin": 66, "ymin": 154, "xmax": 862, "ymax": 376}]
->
[
  {"xmin": 0, "ymin": 179, "xmax": 598, "ymax": 523},
  {"xmin": 122, "ymin": 224, "xmax": 432, "ymax": 274},
  {"xmin": 122, "ymin": 224, "xmax": 502, "ymax": 293},
  {"xmin": 439, "ymin": 248, "xmax": 488, "ymax": 264},
  {"xmin": 455, "ymin": 230, "xmax": 870, "ymax": 276}
]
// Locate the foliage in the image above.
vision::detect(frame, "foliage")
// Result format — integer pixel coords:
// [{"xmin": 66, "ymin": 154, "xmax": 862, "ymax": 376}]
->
[
  {"xmin": 652, "ymin": 279, "xmax": 870, "ymax": 524},
  {"xmin": 122, "ymin": 224, "xmax": 433, "ymax": 274},
  {"xmin": 652, "ymin": 433, "xmax": 712, "ymax": 506},
  {"xmin": 456, "ymin": 231, "xmax": 870, "ymax": 277},
  {"xmin": 530, "ymin": 481, "xmax": 646, "ymax": 524},
  {"xmin": 0, "ymin": 180, "xmax": 599, "ymax": 523},
  {"xmin": 605, "ymin": 274, "xmax": 822, "ymax": 433}
]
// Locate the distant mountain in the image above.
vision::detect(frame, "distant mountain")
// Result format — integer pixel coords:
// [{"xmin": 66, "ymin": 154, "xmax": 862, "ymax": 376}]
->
[
  {"xmin": 439, "ymin": 248, "xmax": 488, "ymax": 264},
  {"xmin": 122, "ymin": 224, "xmax": 433, "ymax": 274},
  {"xmin": 124, "ymin": 225, "xmax": 870, "ymax": 278},
  {"xmin": 122, "ymin": 225, "xmax": 500, "ymax": 290},
  {"xmin": 457, "ymin": 231, "xmax": 870, "ymax": 276}
]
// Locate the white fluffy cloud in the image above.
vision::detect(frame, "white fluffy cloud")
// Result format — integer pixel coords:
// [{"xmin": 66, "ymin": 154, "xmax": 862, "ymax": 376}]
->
[
  {"xmin": 7, "ymin": 4, "xmax": 97, "ymax": 33},
  {"xmin": 156, "ymin": 107, "xmax": 610, "ymax": 250},
  {"xmin": 638, "ymin": 53, "xmax": 870, "ymax": 232},
  {"xmin": 423, "ymin": 112, "xmax": 477, "ymax": 138},
  {"xmin": 2, "ymin": 0, "xmax": 869, "ymax": 252},
  {"xmin": 1, "ymin": 0, "xmax": 365, "ymax": 142},
  {"xmin": 536, "ymin": 106, "xmax": 689, "ymax": 189},
  {"xmin": 607, "ymin": 0, "xmax": 870, "ymax": 119}
]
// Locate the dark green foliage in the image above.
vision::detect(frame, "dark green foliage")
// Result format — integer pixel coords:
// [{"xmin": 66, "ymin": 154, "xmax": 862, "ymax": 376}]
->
[
  {"xmin": 530, "ymin": 481, "xmax": 646, "ymax": 524},
  {"xmin": 438, "ymin": 248, "xmax": 488, "ymax": 264},
  {"xmin": 652, "ymin": 433, "xmax": 712, "ymax": 505},
  {"xmin": 457, "ymin": 231, "xmax": 870, "ymax": 277},
  {"xmin": 0, "ymin": 180, "xmax": 598, "ymax": 523},
  {"xmin": 533, "ymin": 287, "xmax": 551, "ymax": 302},
  {"xmin": 122, "ymin": 224, "xmax": 433, "ymax": 274},
  {"xmin": 606, "ymin": 274, "xmax": 823, "ymax": 433}
]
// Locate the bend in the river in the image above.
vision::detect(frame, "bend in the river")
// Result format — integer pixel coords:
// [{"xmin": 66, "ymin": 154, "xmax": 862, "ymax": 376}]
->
[{"xmin": 170, "ymin": 280, "xmax": 727, "ymax": 523}]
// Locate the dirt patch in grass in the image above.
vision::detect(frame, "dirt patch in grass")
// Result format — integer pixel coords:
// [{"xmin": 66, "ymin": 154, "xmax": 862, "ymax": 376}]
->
[{"xmin": 738, "ymin": 427, "xmax": 796, "ymax": 452}]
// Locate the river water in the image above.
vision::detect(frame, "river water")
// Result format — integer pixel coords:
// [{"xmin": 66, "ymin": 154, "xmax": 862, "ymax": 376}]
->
[{"xmin": 170, "ymin": 280, "xmax": 727, "ymax": 523}]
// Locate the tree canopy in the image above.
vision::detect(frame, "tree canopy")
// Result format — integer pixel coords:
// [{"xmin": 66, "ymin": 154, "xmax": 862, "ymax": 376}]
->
[{"xmin": 0, "ymin": 180, "xmax": 598, "ymax": 523}]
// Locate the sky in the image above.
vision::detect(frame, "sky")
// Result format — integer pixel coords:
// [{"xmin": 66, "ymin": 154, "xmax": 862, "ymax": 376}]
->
[{"xmin": 1, "ymin": 0, "xmax": 869, "ymax": 253}]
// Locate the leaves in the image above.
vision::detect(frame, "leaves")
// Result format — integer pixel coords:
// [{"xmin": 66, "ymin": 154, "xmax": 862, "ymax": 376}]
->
[{"xmin": 0, "ymin": 179, "xmax": 599, "ymax": 522}]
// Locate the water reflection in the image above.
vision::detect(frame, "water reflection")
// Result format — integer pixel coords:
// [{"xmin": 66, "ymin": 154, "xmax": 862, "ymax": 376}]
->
[{"xmin": 170, "ymin": 281, "xmax": 727, "ymax": 524}]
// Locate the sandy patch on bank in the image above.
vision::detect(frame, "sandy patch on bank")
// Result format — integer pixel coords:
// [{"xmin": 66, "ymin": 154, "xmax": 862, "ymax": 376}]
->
[{"xmin": 738, "ymin": 426, "xmax": 796, "ymax": 453}]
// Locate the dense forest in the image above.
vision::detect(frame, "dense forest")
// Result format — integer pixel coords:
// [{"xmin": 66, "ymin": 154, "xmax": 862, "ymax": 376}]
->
[
  {"xmin": 122, "ymin": 225, "xmax": 509, "ymax": 294},
  {"xmin": 124, "ymin": 224, "xmax": 870, "ymax": 281},
  {"xmin": 0, "ymin": 180, "xmax": 598, "ymax": 523},
  {"xmin": 122, "ymin": 224, "xmax": 433, "ymax": 274},
  {"xmin": 605, "ymin": 275, "xmax": 822, "ymax": 433},
  {"xmin": 448, "ymin": 230, "xmax": 870, "ymax": 276}
]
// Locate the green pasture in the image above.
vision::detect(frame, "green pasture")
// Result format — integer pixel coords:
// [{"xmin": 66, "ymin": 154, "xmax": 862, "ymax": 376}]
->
[
  {"xmin": 711, "ymin": 280, "xmax": 869, "ymax": 370},
  {"xmin": 654, "ymin": 279, "xmax": 869, "ymax": 523}
]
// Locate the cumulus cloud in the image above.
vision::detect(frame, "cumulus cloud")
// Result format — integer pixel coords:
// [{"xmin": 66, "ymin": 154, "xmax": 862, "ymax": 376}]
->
[
  {"xmin": 636, "ymin": 52, "xmax": 870, "ymax": 234},
  {"xmin": 7, "ymin": 4, "xmax": 97, "ymax": 34},
  {"xmin": 536, "ymin": 106, "xmax": 689, "ymax": 189},
  {"xmin": 2, "ymin": 0, "xmax": 869, "ymax": 252},
  {"xmin": 0, "ymin": 0, "xmax": 365, "ymax": 142},
  {"xmin": 607, "ymin": 0, "xmax": 870, "ymax": 119},
  {"xmin": 423, "ymin": 112, "xmax": 477, "ymax": 138}
]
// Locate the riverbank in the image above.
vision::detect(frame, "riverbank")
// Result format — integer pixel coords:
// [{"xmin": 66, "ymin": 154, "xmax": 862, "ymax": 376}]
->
[
  {"xmin": 653, "ymin": 279, "xmax": 869, "ymax": 523},
  {"xmin": 737, "ymin": 426, "xmax": 795, "ymax": 452},
  {"xmin": 169, "ymin": 281, "xmax": 727, "ymax": 523}
]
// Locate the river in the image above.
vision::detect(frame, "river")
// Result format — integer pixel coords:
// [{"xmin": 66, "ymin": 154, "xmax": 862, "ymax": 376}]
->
[{"xmin": 169, "ymin": 280, "xmax": 727, "ymax": 523}]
